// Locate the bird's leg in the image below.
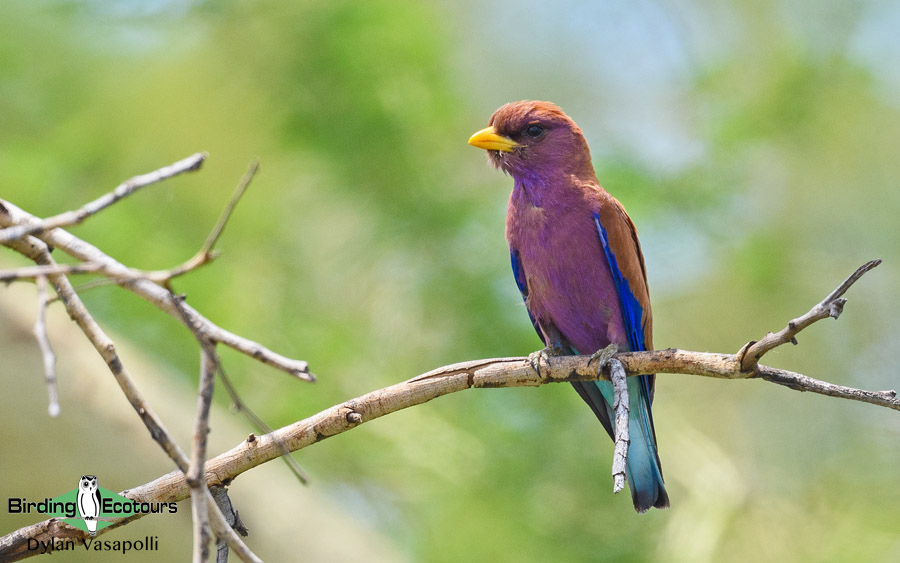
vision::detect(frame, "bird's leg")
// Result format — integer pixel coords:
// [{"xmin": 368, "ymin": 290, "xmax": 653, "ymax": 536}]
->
[
  {"xmin": 528, "ymin": 342, "xmax": 566, "ymax": 378},
  {"xmin": 587, "ymin": 343, "xmax": 619, "ymax": 375}
]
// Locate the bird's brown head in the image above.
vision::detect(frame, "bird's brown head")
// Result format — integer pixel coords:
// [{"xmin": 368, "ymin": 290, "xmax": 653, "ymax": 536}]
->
[{"xmin": 468, "ymin": 100, "xmax": 594, "ymax": 180}]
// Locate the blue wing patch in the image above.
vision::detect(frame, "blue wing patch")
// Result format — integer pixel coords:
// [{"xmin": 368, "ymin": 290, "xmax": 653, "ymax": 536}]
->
[
  {"xmin": 593, "ymin": 213, "xmax": 654, "ymax": 405},
  {"xmin": 510, "ymin": 248, "xmax": 543, "ymax": 337},
  {"xmin": 510, "ymin": 248, "xmax": 529, "ymax": 298},
  {"xmin": 593, "ymin": 213, "xmax": 646, "ymax": 353}
]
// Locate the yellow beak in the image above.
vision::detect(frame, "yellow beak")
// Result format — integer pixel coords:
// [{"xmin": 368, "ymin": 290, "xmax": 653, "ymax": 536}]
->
[{"xmin": 467, "ymin": 126, "xmax": 520, "ymax": 152}]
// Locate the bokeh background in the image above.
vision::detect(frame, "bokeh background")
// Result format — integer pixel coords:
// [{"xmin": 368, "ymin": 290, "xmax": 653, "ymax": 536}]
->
[{"xmin": 1, "ymin": 1, "xmax": 899, "ymax": 561}]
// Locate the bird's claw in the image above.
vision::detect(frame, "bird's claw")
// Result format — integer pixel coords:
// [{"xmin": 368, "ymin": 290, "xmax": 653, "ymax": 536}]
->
[
  {"xmin": 528, "ymin": 345, "xmax": 564, "ymax": 378},
  {"xmin": 528, "ymin": 347, "xmax": 552, "ymax": 377},
  {"xmin": 588, "ymin": 343, "xmax": 619, "ymax": 375}
]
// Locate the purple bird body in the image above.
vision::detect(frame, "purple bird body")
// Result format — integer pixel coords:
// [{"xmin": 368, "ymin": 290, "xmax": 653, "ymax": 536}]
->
[
  {"xmin": 469, "ymin": 101, "xmax": 668, "ymax": 512},
  {"xmin": 507, "ymin": 181, "xmax": 630, "ymax": 355}
]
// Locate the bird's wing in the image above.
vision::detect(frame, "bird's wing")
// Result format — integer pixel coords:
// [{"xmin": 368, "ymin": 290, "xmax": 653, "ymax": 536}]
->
[
  {"xmin": 593, "ymin": 196, "xmax": 655, "ymax": 402},
  {"xmin": 592, "ymin": 199, "xmax": 652, "ymax": 352},
  {"xmin": 510, "ymin": 248, "xmax": 541, "ymax": 336}
]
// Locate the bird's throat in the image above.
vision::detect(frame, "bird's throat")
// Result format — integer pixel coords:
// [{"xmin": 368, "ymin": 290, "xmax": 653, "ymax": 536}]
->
[{"xmin": 512, "ymin": 175, "xmax": 546, "ymax": 208}]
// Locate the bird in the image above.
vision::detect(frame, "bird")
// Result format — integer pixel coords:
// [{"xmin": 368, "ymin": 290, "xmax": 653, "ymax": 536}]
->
[{"xmin": 468, "ymin": 100, "xmax": 668, "ymax": 512}]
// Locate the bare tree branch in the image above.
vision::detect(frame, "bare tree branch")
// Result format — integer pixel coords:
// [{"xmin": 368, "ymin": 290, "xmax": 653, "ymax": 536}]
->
[
  {"xmin": 210, "ymin": 486, "xmax": 249, "ymax": 563},
  {"xmin": 216, "ymin": 363, "xmax": 311, "ymax": 485},
  {"xmin": 738, "ymin": 259, "xmax": 882, "ymax": 371},
  {"xmin": 0, "ymin": 199, "xmax": 312, "ymax": 381},
  {"xmin": 6, "ymin": 332, "xmax": 894, "ymax": 562},
  {"xmin": 0, "ymin": 155, "xmax": 276, "ymax": 562},
  {"xmin": 189, "ymin": 345, "xmax": 218, "ymax": 563},
  {"xmin": 609, "ymin": 359, "xmax": 629, "ymax": 494},
  {"xmin": 0, "ymin": 153, "xmax": 206, "ymax": 244},
  {"xmin": 32, "ymin": 275, "xmax": 59, "ymax": 417},
  {"xmin": 0, "ymin": 160, "xmax": 258, "ymax": 288},
  {"xmin": 4, "ymin": 234, "xmax": 192, "ymax": 469},
  {"xmin": 144, "ymin": 157, "xmax": 260, "ymax": 286}
]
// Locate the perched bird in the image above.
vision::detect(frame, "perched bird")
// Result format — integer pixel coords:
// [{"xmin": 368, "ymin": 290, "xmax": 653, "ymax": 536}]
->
[{"xmin": 468, "ymin": 101, "xmax": 668, "ymax": 512}]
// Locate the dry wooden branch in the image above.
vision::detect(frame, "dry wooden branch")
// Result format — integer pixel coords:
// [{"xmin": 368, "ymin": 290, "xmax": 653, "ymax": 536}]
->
[
  {"xmin": 216, "ymin": 363, "xmax": 311, "ymax": 485},
  {"xmin": 0, "ymin": 156, "xmax": 281, "ymax": 562},
  {"xmin": 4, "ymin": 234, "xmax": 192, "ymax": 469},
  {"xmin": 2, "ymin": 337, "xmax": 897, "ymax": 560},
  {"xmin": 189, "ymin": 345, "xmax": 218, "ymax": 563},
  {"xmin": 0, "ymin": 153, "xmax": 206, "ymax": 244},
  {"xmin": 0, "ymin": 199, "xmax": 312, "ymax": 382},
  {"xmin": 609, "ymin": 359, "xmax": 629, "ymax": 494},
  {"xmin": 210, "ymin": 486, "xmax": 249, "ymax": 563},
  {"xmin": 1, "ymin": 249, "xmax": 266, "ymax": 563},
  {"xmin": 32, "ymin": 275, "xmax": 59, "ymax": 418},
  {"xmin": 737, "ymin": 259, "xmax": 882, "ymax": 371},
  {"xmin": 3, "ymin": 237, "xmax": 263, "ymax": 562}
]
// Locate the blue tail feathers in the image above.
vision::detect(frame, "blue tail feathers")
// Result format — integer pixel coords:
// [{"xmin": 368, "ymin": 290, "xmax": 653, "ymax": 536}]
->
[
  {"xmin": 571, "ymin": 377, "xmax": 668, "ymax": 512},
  {"xmin": 621, "ymin": 376, "xmax": 668, "ymax": 512}
]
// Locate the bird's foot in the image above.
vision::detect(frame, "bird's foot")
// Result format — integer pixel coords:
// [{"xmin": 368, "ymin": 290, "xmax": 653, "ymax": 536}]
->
[
  {"xmin": 588, "ymin": 343, "xmax": 619, "ymax": 375},
  {"xmin": 528, "ymin": 344, "xmax": 564, "ymax": 378}
]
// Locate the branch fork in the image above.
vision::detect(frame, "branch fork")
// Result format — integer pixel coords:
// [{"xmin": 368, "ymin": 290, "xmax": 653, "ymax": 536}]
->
[
  {"xmin": 0, "ymin": 155, "xmax": 300, "ymax": 563},
  {"xmin": 737, "ymin": 259, "xmax": 882, "ymax": 372}
]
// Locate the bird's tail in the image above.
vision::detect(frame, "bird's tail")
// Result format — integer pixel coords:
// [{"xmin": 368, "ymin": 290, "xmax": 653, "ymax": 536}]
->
[
  {"xmin": 622, "ymin": 375, "xmax": 668, "ymax": 512},
  {"xmin": 571, "ymin": 377, "xmax": 668, "ymax": 512}
]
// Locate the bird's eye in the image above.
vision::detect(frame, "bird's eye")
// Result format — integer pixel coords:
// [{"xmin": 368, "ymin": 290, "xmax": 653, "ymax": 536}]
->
[{"xmin": 524, "ymin": 124, "xmax": 544, "ymax": 138}]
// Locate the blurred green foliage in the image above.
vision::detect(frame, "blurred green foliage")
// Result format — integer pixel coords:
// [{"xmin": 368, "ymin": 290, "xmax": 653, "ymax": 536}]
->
[{"xmin": 1, "ymin": 0, "xmax": 899, "ymax": 561}]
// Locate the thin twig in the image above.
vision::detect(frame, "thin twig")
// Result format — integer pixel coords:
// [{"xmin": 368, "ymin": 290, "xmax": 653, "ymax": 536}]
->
[
  {"xmin": 0, "ymin": 198, "xmax": 313, "ymax": 381},
  {"xmin": 0, "ymin": 259, "xmax": 210, "ymax": 285},
  {"xmin": 609, "ymin": 359, "xmax": 629, "ymax": 494},
  {"xmin": 33, "ymin": 275, "xmax": 59, "ymax": 417},
  {"xmin": 0, "ymin": 153, "xmax": 206, "ymax": 244},
  {"xmin": 0, "ymin": 161, "xmax": 257, "ymax": 287},
  {"xmin": 211, "ymin": 486, "xmax": 250, "ymax": 563},
  {"xmin": 189, "ymin": 344, "xmax": 218, "ymax": 563},
  {"xmin": 0, "ymin": 262, "xmax": 106, "ymax": 282},
  {"xmin": 170, "ymin": 289, "xmax": 259, "ymax": 563},
  {"xmin": 217, "ymin": 363, "xmax": 311, "ymax": 484},
  {"xmin": 738, "ymin": 259, "xmax": 882, "ymax": 371},
  {"xmin": 204, "ymin": 495, "xmax": 261, "ymax": 563},
  {"xmin": 155, "ymin": 158, "xmax": 259, "ymax": 286},
  {"xmin": 5, "ymin": 235, "xmax": 192, "ymax": 470},
  {"xmin": 204, "ymin": 160, "xmax": 258, "ymax": 253}
]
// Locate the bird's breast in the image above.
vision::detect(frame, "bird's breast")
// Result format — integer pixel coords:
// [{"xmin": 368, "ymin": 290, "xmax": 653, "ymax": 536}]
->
[{"xmin": 505, "ymin": 184, "xmax": 628, "ymax": 353}]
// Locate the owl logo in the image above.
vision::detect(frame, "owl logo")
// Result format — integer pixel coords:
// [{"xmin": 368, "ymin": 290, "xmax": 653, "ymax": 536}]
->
[{"xmin": 77, "ymin": 475, "xmax": 101, "ymax": 536}]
